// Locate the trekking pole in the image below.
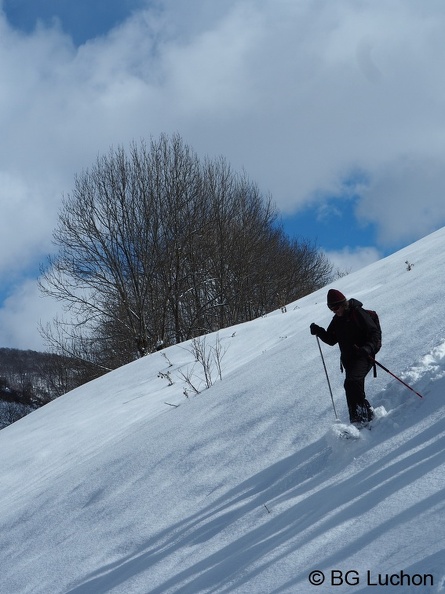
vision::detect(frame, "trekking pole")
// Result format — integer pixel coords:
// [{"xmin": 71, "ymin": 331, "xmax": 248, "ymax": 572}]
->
[
  {"xmin": 316, "ymin": 336, "xmax": 339, "ymax": 419},
  {"xmin": 370, "ymin": 357, "xmax": 424, "ymax": 399}
]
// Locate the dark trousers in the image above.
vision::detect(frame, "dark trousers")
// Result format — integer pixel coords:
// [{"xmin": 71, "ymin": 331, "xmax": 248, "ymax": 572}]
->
[{"xmin": 343, "ymin": 356, "xmax": 374, "ymax": 424}]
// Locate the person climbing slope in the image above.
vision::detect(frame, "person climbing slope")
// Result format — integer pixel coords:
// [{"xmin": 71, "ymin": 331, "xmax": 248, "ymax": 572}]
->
[{"xmin": 310, "ymin": 289, "xmax": 381, "ymax": 427}]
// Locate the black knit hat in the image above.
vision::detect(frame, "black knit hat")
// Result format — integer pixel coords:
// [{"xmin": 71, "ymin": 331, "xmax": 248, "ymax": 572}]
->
[{"xmin": 327, "ymin": 289, "xmax": 346, "ymax": 306}]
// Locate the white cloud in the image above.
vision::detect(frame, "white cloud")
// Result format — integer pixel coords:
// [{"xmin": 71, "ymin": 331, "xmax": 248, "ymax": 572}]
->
[
  {"xmin": 1, "ymin": 0, "xmax": 445, "ymax": 348},
  {"xmin": 357, "ymin": 155, "xmax": 445, "ymax": 248},
  {"xmin": 3, "ymin": 0, "xmax": 445, "ymax": 224},
  {"xmin": 0, "ymin": 280, "xmax": 61, "ymax": 350},
  {"xmin": 0, "ymin": 173, "xmax": 54, "ymax": 274},
  {"xmin": 326, "ymin": 246, "xmax": 382, "ymax": 275}
]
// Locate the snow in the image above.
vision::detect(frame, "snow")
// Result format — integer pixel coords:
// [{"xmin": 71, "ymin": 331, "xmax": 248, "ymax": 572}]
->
[{"xmin": 2, "ymin": 228, "xmax": 445, "ymax": 593}]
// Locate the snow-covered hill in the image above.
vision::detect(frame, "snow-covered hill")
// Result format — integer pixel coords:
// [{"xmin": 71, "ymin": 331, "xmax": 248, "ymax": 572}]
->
[{"xmin": 2, "ymin": 228, "xmax": 445, "ymax": 593}]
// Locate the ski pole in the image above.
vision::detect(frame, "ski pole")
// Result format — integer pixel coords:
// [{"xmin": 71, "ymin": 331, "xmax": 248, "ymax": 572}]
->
[
  {"xmin": 371, "ymin": 357, "xmax": 424, "ymax": 399},
  {"xmin": 316, "ymin": 336, "xmax": 339, "ymax": 419}
]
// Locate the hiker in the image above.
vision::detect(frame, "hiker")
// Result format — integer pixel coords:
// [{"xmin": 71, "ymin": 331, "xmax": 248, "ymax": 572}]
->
[{"xmin": 310, "ymin": 289, "xmax": 381, "ymax": 426}]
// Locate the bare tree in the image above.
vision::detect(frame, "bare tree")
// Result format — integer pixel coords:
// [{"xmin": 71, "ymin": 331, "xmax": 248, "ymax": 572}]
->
[
  {"xmin": 40, "ymin": 133, "xmax": 333, "ymax": 373},
  {"xmin": 0, "ymin": 402, "xmax": 29, "ymax": 429}
]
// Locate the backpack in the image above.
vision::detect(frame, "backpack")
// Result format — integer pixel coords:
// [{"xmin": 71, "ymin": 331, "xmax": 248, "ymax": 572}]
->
[
  {"xmin": 363, "ymin": 309, "xmax": 382, "ymax": 354},
  {"xmin": 352, "ymin": 307, "xmax": 382, "ymax": 354}
]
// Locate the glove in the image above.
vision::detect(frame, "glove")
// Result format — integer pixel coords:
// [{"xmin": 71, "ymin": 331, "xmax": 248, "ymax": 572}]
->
[{"xmin": 310, "ymin": 323, "xmax": 322, "ymax": 336}]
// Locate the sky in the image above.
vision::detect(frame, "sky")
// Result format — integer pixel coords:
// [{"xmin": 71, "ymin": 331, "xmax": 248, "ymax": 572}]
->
[
  {"xmin": 1, "ymin": 0, "xmax": 445, "ymax": 350},
  {"xmin": 1, "ymin": 228, "xmax": 445, "ymax": 593}
]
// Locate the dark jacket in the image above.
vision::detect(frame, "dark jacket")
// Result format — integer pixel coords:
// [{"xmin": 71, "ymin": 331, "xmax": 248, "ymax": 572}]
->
[{"xmin": 317, "ymin": 298, "xmax": 380, "ymax": 366}]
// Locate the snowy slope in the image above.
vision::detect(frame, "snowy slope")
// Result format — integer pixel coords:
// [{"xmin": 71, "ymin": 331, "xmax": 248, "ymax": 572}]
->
[{"xmin": 1, "ymin": 228, "xmax": 445, "ymax": 593}]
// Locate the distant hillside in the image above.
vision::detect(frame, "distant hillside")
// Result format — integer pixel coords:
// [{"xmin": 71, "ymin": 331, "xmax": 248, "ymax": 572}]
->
[{"xmin": 0, "ymin": 348, "xmax": 84, "ymax": 428}]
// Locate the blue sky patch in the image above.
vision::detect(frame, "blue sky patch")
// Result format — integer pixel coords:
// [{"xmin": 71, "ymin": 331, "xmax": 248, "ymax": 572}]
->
[{"xmin": 3, "ymin": 0, "xmax": 143, "ymax": 45}]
